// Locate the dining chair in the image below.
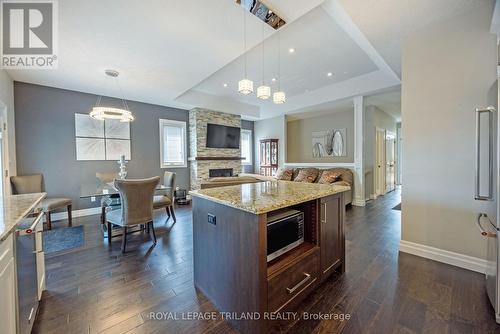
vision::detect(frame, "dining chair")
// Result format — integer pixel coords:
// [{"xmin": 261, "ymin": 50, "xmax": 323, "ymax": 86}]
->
[
  {"xmin": 10, "ymin": 174, "xmax": 72, "ymax": 230},
  {"xmin": 96, "ymin": 172, "xmax": 121, "ymax": 224},
  {"xmin": 105, "ymin": 176, "xmax": 160, "ymax": 253},
  {"xmin": 153, "ymin": 171, "xmax": 176, "ymax": 222}
]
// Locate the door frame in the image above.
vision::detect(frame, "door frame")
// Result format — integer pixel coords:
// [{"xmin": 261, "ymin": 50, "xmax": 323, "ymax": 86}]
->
[
  {"xmin": 374, "ymin": 127, "xmax": 386, "ymax": 197},
  {"xmin": 0, "ymin": 100, "xmax": 10, "ymax": 196}
]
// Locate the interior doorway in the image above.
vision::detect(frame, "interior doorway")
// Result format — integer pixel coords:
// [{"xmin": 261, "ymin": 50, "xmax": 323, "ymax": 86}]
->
[
  {"xmin": 385, "ymin": 131, "xmax": 396, "ymax": 193},
  {"xmin": 375, "ymin": 128, "xmax": 386, "ymax": 196}
]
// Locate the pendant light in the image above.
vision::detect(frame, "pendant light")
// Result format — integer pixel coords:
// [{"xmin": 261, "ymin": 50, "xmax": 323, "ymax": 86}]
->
[
  {"xmin": 90, "ymin": 70, "xmax": 135, "ymax": 122},
  {"xmin": 257, "ymin": 23, "xmax": 271, "ymax": 99},
  {"xmin": 238, "ymin": 7, "xmax": 253, "ymax": 95},
  {"xmin": 273, "ymin": 22, "xmax": 285, "ymax": 104}
]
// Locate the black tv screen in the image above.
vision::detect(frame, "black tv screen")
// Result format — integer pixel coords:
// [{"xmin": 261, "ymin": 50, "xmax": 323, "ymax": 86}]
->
[{"xmin": 206, "ymin": 123, "xmax": 240, "ymax": 149}]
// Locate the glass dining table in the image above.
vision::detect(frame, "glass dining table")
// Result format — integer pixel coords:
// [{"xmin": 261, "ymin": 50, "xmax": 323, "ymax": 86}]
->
[{"xmin": 80, "ymin": 182, "xmax": 168, "ymax": 239}]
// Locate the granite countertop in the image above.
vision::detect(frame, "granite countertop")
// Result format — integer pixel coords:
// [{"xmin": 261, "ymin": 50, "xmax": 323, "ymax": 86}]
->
[
  {"xmin": 0, "ymin": 192, "xmax": 47, "ymax": 241},
  {"xmin": 190, "ymin": 181, "xmax": 350, "ymax": 214}
]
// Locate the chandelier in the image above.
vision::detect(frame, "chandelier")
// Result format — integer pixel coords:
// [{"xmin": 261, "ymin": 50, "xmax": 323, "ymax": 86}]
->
[
  {"xmin": 238, "ymin": 8, "xmax": 253, "ymax": 95},
  {"xmin": 89, "ymin": 70, "xmax": 135, "ymax": 122}
]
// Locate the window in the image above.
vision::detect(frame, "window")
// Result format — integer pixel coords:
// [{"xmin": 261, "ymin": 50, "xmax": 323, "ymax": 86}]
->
[
  {"xmin": 159, "ymin": 119, "xmax": 187, "ymax": 168},
  {"xmin": 241, "ymin": 129, "xmax": 252, "ymax": 165}
]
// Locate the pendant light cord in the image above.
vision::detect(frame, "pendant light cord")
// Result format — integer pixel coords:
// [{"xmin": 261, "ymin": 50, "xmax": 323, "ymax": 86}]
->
[
  {"xmin": 243, "ymin": 7, "xmax": 247, "ymax": 78},
  {"xmin": 262, "ymin": 21, "xmax": 265, "ymax": 85},
  {"xmin": 278, "ymin": 21, "xmax": 281, "ymax": 90}
]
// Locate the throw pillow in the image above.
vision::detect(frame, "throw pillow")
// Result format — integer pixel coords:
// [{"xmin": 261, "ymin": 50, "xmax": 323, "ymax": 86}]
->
[
  {"xmin": 275, "ymin": 168, "xmax": 293, "ymax": 181},
  {"xmin": 318, "ymin": 170, "xmax": 342, "ymax": 184},
  {"xmin": 293, "ymin": 168, "xmax": 319, "ymax": 183}
]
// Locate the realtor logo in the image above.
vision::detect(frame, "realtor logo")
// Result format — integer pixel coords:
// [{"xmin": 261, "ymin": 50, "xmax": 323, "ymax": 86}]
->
[{"xmin": 1, "ymin": 0, "xmax": 58, "ymax": 69}]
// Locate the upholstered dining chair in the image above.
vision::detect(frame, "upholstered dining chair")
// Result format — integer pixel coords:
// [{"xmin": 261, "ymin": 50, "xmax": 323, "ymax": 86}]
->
[
  {"xmin": 106, "ymin": 176, "xmax": 160, "ymax": 253},
  {"xmin": 96, "ymin": 172, "xmax": 121, "ymax": 224},
  {"xmin": 10, "ymin": 174, "xmax": 72, "ymax": 230},
  {"xmin": 153, "ymin": 171, "xmax": 176, "ymax": 222}
]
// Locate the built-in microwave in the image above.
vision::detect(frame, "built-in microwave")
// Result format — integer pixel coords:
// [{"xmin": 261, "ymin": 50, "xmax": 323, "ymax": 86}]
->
[{"xmin": 267, "ymin": 209, "xmax": 304, "ymax": 262}]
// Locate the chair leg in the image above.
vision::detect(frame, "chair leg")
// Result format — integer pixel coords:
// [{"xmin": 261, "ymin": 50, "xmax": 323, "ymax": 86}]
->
[
  {"xmin": 67, "ymin": 205, "xmax": 72, "ymax": 227},
  {"xmin": 101, "ymin": 207, "xmax": 106, "ymax": 225},
  {"xmin": 46, "ymin": 211, "xmax": 52, "ymax": 230},
  {"xmin": 107, "ymin": 222, "xmax": 112, "ymax": 245},
  {"xmin": 170, "ymin": 205, "xmax": 176, "ymax": 223},
  {"xmin": 149, "ymin": 222, "xmax": 157, "ymax": 244},
  {"xmin": 146, "ymin": 222, "xmax": 150, "ymax": 234},
  {"xmin": 166, "ymin": 206, "xmax": 171, "ymax": 218},
  {"xmin": 121, "ymin": 227, "xmax": 128, "ymax": 253}
]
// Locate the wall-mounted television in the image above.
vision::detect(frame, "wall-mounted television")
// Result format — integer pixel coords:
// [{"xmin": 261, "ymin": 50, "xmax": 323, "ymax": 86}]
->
[{"xmin": 206, "ymin": 123, "xmax": 240, "ymax": 149}]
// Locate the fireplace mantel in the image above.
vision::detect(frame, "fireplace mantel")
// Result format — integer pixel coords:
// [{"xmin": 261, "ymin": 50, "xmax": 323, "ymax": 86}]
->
[{"xmin": 188, "ymin": 156, "xmax": 245, "ymax": 161}]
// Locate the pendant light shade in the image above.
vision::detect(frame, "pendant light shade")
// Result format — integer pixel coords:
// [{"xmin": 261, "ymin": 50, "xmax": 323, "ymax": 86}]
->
[
  {"xmin": 257, "ymin": 85, "xmax": 271, "ymax": 99},
  {"xmin": 273, "ymin": 91, "xmax": 286, "ymax": 104},
  {"xmin": 90, "ymin": 70, "xmax": 135, "ymax": 122},
  {"xmin": 238, "ymin": 79, "xmax": 254, "ymax": 95}
]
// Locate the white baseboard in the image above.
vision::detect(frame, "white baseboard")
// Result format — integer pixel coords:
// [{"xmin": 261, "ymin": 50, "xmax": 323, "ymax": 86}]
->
[
  {"xmin": 352, "ymin": 199, "xmax": 366, "ymax": 207},
  {"xmin": 49, "ymin": 207, "xmax": 101, "ymax": 222},
  {"xmin": 399, "ymin": 240, "xmax": 487, "ymax": 274}
]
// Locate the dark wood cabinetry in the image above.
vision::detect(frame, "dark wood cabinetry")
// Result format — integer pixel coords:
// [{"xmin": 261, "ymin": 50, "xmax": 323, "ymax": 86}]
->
[
  {"xmin": 193, "ymin": 192, "xmax": 345, "ymax": 334},
  {"xmin": 259, "ymin": 139, "xmax": 279, "ymax": 176},
  {"xmin": 320, "ymin": 194, "xmax": 345, "ymax": 277}
]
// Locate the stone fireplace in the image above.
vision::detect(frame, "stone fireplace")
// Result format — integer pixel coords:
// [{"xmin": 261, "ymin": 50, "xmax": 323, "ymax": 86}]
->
[{"xmin": 189, "ymin": 108, "xmax": 242, "ymax": 189}]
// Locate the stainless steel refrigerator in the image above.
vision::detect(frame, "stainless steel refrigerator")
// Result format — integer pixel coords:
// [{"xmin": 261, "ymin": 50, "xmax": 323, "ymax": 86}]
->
[{"xmin": 475, "ymin": 105, "xmax": 500, "ymax": 324}]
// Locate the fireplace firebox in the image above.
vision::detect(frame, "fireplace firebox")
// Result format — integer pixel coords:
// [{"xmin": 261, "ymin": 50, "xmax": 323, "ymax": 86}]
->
[{"xmin": 209, "ymin": 168, "xmax": 234, "ymax": 178}]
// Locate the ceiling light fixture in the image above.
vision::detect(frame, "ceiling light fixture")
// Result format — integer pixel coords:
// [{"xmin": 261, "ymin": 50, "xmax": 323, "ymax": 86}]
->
[
  {"xmin": 288, "ymin": 48, "xmax": 295, "ymax": 53},
  {"xmin": 271, "ymin": 78, "xmax": 276, "ymax": 82},
  {"xmin": 327, "ymin": 72, "xmax": 333, "ymax": 77},
  {"xmin": 257, "ymin": 21, "xmax": 271, "ymax": 100},
  {"xmin": 90, "ymin": 70, "xmax": 134, "ymax": 122},
  {"xmin": 223, "ymin": 83, "xmax": 228, "ymax": 87},
  {"xmin": 238, "ymin": 8, "xmax": 253, "ymax": 95},
  {"xmin": 273, "ymin": 22, "xmax": 286, "ymax": 104}
]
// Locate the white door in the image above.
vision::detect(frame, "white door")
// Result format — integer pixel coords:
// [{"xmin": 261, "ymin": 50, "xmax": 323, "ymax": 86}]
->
[
  {"xmin": 385, "ymin": 131, "xmax": 396, "ymax": 192},
  {"xmin": 375, "ymin": 129, "xmax": 386, "ymax": 196}
]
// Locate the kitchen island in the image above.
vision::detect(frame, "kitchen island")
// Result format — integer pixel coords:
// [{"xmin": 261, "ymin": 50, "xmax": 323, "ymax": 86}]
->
[{"xmin": 190, "ymin": 181, "xmax": 349, "ymax": 334}]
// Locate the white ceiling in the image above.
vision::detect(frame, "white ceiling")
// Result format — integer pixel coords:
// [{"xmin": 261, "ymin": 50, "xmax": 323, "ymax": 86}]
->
[
  {"xmin": 6, "ymin": 0, "xmax": 322, "ymax": 109},
  {"xmin": 5, "ymin": 0, "xmax": 493, "ymax": 120},
  {"xmin": 338, "ymin": 0, "xmax": 490, "ymax": 77},
  {"xmin": 365, "ymin": 89, "xmax": 402, "ymax": 122}
]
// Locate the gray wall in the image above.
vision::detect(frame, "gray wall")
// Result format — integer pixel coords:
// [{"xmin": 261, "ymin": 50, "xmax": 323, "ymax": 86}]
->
[
  {"xmin": 401, "ymin": 1, "xmax": 496, "ymax": 260},
  {"xmin": 0, "ymin": 70, "xmax": 16, "ymax": 188},
  {"xmin": 241, "ymin": 119, "xmax": 254, "ymax": 173},
  {"xmin": 14, "ymin": 82, "xmax": 190, "ymax": 210},
  {"xmin": 286, "ymin": 110, "xmax": 354, "ymax": 163}
]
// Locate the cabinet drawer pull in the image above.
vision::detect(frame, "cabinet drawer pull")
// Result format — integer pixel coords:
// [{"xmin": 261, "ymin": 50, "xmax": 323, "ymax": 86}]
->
[
  {"xmin": 286, "ymin": 273, "xmax": 311, "ymax": 294},
  {"xmin": 321, "ymin": 203, "xmax": 327, "ymax": 223}
]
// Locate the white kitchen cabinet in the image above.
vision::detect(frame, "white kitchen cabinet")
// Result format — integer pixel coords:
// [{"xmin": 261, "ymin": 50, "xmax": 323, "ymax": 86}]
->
[{"xmin": 0, "ymin": 234, "xmax": 17, "ymax": 334}]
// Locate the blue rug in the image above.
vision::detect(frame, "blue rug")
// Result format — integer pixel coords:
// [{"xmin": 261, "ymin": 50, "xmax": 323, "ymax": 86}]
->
[{"xmin": 43, "ymin": 225, "xmax": 85, "ymax": 254}]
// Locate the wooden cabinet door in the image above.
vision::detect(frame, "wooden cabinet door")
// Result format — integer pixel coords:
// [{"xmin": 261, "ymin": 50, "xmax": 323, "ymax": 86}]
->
[
  {"xmin": 320, "ymin": 195, "xmax": 343, "ymax": 277},
  {"xmin": 0, "ymin": 257, "xmax": 17, "ymax": 334}
]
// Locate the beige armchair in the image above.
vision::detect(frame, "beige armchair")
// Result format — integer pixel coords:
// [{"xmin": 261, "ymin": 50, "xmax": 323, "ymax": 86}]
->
[
  {"xmin": 106, "ymin": 176, "xmax": 160, "ymax": 253},
  {"xmin": 153, "ymin": 171, "xmax": 176, "ymax": 222},
  {"xmin": 10, "ymin": 174, "xmax": 72, "ymax": 230}
]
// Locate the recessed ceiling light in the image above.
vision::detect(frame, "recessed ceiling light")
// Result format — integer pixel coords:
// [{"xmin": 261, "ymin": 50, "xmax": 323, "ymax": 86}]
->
[
  {"xmin": 223, "ymin": 83, "xmax": 228, "ymax": 87},
  {"xmin": 327, "ymin": 72, "xmax": 333, "ymax": 77},
  {"xmin": 288, "ymin": 48, "xmax": 295, "ymax": 53},
  {"xmin": 271, "ymin": 78, "xmax": 276, "ymax": 82}
]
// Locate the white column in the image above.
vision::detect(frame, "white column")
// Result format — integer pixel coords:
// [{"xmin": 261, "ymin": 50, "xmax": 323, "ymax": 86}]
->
[{"xmin": 353, "ymin": 96, "xmax": 365, "ymax": 206}]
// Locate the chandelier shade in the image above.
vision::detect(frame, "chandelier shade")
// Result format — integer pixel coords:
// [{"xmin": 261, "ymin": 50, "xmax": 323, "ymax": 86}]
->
[
  {"xmin": 89, "ymin": 107, "xmax": 134, "ymax": 122},
  {"xmin": 238, "ymin": 79, "xmax": 254, "ymax": 95},
  {"xmin": 257, "ymin": 85, "xmax": 271, "ymax": 99},
  {"xmin": 273, "ymin": 91, "xmax": 286, "ymax": 104}
]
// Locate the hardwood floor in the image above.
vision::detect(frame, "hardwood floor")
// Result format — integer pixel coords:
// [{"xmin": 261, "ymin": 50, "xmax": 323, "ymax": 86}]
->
[{"xmin": 33, "ymin": 189, "xmax": 500, "ymax": 333}]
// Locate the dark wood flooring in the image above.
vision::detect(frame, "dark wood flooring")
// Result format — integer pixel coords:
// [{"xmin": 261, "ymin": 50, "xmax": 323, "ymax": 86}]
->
[{"xmin": 33, "ymin": 188, "xmax": 500, "ymax": 333}]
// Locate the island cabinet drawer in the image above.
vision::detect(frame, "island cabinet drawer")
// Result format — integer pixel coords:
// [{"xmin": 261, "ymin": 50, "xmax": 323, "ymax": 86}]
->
[{"xmin": 268, "ymin": 250, "xmax": 319, "ymax": 313}]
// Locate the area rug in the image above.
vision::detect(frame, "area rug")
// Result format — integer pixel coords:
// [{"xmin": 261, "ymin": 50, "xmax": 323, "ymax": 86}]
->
[
  {"xmin": 43, "ymin": 225, "xmax": 85, "ymax": 254},
  {"xmin": 392, "ymin": 203, "xmax": 401, "ymax": 211}
]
